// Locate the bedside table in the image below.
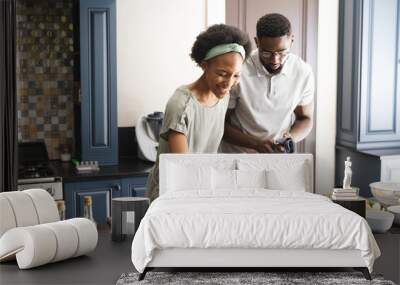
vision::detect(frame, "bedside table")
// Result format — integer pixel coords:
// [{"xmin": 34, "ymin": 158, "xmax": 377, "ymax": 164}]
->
[{"xmin": 332, "ymin": 197, "xmax": 366, "ymax": 218}]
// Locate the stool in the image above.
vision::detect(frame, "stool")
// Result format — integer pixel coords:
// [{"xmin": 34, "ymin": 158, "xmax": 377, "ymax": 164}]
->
[{"xmin": 111, "ymin": 197, "xmax": 149, "ymax": 242}]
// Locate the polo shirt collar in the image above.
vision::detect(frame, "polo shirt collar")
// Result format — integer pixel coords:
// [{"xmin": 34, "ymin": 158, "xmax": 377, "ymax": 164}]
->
[{"xmin": 250, "ymin": 49, "xmax": 291, "ymax": 77}]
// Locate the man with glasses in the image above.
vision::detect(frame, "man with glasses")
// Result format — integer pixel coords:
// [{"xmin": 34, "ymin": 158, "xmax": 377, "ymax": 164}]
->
[{"xmin": 220, "ymin": 13, "xmax": 314, "ymax": 153}]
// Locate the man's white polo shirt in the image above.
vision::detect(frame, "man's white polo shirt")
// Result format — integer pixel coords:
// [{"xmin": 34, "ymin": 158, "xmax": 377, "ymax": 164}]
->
[{"xmin": 220, "ymin": 49, "xmax": 314, "ymax": 153}]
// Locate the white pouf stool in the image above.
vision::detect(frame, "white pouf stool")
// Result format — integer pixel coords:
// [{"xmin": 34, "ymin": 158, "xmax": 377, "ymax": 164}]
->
[{"xmin": 0, "ymin": 189, "xmax": 98, "ymax": 269}]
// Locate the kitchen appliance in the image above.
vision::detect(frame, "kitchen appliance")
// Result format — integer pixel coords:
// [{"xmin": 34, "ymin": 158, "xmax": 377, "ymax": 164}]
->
[
  {"xmin": 135, "ymin": 112, "xmax": 164, "ymax": 162},
  {"xmin": 17, "ymin": 141, "xmax": 63, "ymax": 200}
]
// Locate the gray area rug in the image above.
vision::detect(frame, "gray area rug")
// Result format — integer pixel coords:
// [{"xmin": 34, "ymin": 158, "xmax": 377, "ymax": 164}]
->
[{"xmin": 116, "ymin": 271, "xmax": 396, "ymax": 285}]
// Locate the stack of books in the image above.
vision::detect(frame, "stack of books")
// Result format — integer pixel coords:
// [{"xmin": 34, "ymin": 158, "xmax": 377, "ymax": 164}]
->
[{"xmin": 331, "ymin": 187, "xmax": 359, "ymax": 200}]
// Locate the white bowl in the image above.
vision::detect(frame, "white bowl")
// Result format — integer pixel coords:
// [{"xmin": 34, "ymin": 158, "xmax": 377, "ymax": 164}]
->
[
  {"xmin": 369, "ymin": 182, "xmax": 400, "ymax": 206},
  {"xmin": 387, "ymin": 205, "xmax": 400, "ymax": 225},
  {"xmin": 366, "ymin": 209, "xmax": 394, "ymax": 233}
]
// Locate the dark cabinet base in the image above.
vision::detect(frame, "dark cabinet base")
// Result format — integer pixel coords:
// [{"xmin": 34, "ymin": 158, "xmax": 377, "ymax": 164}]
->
[
  {"xmin": 332, "ymin": 198, "xmax": 366, "ymax": 218},
  {"xmin": 64, "ymin": 175, "xmax": 148, "ymax": 224}
]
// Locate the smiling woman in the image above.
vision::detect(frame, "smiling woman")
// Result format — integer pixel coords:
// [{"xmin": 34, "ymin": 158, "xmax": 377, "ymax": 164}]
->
[{"xmin": 145, "ymin": 24, "xmax": 251, "ymax": 202}]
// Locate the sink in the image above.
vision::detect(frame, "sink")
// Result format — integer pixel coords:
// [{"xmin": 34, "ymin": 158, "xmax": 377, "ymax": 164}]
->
[{"xmin": 370, "ymin": 182, "xmax": 400, "ymax": 206}]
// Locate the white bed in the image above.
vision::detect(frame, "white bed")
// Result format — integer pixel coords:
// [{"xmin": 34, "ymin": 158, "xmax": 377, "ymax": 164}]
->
[{"xmin": 131, "ymin": 154, "xmax": 380, "ymax": 280}]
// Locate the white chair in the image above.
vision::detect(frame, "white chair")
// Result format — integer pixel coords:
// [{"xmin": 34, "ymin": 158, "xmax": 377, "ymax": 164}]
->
[{"xmin": 0, "ymin": 189, "xmax": 98, "ymax": 269}]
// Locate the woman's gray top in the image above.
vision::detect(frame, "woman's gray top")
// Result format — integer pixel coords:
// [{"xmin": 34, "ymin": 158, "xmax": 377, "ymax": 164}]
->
[{"xmin": 146, "ymin": 86, "xmax": 229, "ymax": 201}]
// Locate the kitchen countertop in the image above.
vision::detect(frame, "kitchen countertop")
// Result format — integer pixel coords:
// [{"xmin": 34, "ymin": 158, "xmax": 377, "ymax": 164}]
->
[{"xmin": 50, "ymin": 157, "xmax": 154, "ymax": 182}]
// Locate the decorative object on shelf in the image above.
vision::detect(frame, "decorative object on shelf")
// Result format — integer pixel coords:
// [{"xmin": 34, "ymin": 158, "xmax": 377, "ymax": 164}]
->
[
  {"xmin": 343, "ymin": 156, "xmax": 352, "ymax": 189},
  {"xmin": 111, "ymin": 197, "xmax": 149, "ymax": 242},
  {"xmin": 332, "ymin": 157, "xmax": 359, "ymax": 200},
  {"xmin": 83, "ymin": 196, "xmax": 96, "ymax": 225},
  {"xmin": 369, "ymin": 182, "xmax": 400, "ymax": 206},
  {"xmin": 331, "ymin": 187, "xmax": 359, "ymax": 200},
  {"xmin": 56, "ymin": 200, "xmax": 66, "ymax": 220}
]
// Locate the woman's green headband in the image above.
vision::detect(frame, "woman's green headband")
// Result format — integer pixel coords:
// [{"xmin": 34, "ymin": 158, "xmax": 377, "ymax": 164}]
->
[{"xmin": 203, "ymin": 43, "xmax": 246, "ymax": 61}]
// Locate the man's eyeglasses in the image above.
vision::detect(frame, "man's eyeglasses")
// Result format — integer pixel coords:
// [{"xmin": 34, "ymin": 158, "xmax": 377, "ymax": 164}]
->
[{"xmin": 259, "ymin": 49, "xmax": 290, "ymax": 60}]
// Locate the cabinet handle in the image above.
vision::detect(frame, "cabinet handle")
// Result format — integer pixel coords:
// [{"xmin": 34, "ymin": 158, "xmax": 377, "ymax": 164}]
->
[{"xmin": 112, "ymin": 184, "xmax": 121, "ymax": 192}]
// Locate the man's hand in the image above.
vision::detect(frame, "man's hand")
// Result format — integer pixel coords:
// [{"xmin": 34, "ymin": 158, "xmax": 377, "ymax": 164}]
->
[
  {"xmin": 254, "ymin": 139, "xmax": 284, "ymax": 153},
  {"xmin": 224, "ymin": 109, "xmax": 286, "ymax": 153}
]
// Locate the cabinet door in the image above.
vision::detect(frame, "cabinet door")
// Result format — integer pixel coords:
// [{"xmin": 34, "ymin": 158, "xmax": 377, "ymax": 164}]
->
[
  {"xmin": 381, "ymin": 156, "xmax": 400, "ymax": 182},
  {"xmin": 121, "ymin": 175, "xmax": 148, "ymax": 197},
  {"xmin": 64, "ymin": 179, "xmax": 122, "ymax": 224},
  {"xmin": 359, "ymin": 0, "xmax": 400, "ymax": 148},
  {"xmin": 336, "ymin": 0, "xmax": 362, "ymax": 148},
  {"xmin": 80, "ymin": 0, "xmax": 118, "ymax": 165},
  {"xmin": 337, "ymin": 0, "xmax": 400, "ymax": 150}
]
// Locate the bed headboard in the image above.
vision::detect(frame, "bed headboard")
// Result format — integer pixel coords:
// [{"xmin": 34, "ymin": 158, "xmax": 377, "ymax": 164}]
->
[{"xmin": 159, "ymin": 153, "xmax": 314, "ymax": 195}]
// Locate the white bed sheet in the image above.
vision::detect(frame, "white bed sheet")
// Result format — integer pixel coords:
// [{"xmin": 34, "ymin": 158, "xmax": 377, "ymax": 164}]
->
[{"xmin": 131, "ymin": 190, "xmax": 380, "ymax": 273}]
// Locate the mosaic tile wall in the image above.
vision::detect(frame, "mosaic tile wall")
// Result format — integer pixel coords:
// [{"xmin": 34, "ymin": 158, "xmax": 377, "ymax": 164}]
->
[{"xmin": 16, "ymin": 0, "xmax": 74, "ymax": 160}]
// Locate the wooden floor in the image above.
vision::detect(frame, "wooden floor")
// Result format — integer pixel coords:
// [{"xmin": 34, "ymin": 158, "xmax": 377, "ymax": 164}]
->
[{"xmin": 0, "ymin": 230, "xmax": 134, "ymax": 285}]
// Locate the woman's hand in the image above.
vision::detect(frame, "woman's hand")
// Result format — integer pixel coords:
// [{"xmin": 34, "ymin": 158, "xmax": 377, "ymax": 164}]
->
[{"xmin": 168, "ymin": 130, "xmax": 189, "ymax": 153}]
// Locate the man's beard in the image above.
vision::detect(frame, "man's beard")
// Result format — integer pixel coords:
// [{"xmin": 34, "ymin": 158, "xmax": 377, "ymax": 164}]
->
[{"xmin": 266, "ymin": 64, "xmax": 283, "ymax": 74}]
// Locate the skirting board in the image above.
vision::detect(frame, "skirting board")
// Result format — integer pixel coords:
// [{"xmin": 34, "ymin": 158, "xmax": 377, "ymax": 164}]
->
[{"xmin": 147, "ymin": 248, "xmax": 366, "ymax": 267}]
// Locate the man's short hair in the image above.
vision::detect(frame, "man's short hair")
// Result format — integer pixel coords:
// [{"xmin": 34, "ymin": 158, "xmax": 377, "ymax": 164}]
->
[{"xmin": 256, "ymin": 13, "xmax": 292, "ymax": 38}]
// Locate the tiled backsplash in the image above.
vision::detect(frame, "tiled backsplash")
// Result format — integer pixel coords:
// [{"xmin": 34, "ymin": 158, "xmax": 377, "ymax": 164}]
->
[{"xmin": 16, "ymin": 0, "xmax": 74, "ymax": 159}]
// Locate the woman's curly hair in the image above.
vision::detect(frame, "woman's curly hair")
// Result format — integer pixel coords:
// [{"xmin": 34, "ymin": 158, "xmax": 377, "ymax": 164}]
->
[{"xmin": 190, "ymin": 24, "xmax": 252, "ymax": 64}]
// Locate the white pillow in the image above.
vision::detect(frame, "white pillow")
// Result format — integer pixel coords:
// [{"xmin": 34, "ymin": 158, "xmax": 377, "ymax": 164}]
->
[
  {"xmin": 167, "ymin": 163, "xmax": 212, "ymax": 191},
  {"xmin": 236, "ymin": 169, "xmax": 268, "ymax": 189},
  {"xmin": 266, "ymin": 164, "xmax": 307, "ymax": 191},
  {"xmin": 212, "ymin": 168, "xmax": 237, "ymax": 190}
]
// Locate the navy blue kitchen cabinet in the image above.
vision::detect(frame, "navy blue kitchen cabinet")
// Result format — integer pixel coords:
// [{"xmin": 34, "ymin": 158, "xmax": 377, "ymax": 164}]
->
[
  {"xmin": 64, "ymin": 179, "xmax": 122, "ymax": 225},
  {"xmin": 336, "ymin": 0, "xmax": 400, "ymax": 151},
  {"xmin": 121, "ymin": 177, "xmax": 148, "ymax": 197},
  {"xmin": 80, "ymin": 0, "xmax": 118, "ymax": 165},
  {"xmin": 64, "ymin": 175, "xmax": 148, "ymax": 224}
]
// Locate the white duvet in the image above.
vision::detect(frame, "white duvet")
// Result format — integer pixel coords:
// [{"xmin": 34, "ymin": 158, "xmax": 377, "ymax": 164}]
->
[{"xmin": 131, "ymin": 190, "xmax": 380, "ymax": 273}]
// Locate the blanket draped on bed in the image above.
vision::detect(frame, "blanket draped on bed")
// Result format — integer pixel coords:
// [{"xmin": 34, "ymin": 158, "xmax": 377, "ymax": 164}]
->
[{"xmin": 131, "ymin": 190, "xmax": 380, "ymax": 273}]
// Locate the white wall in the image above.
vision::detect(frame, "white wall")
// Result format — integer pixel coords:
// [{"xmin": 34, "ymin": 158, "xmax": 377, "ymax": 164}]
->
[
  {"xmin": 117, "ymin": 0, "xmax": 225, "ymax": 127},
  {"xmin": 315, "ymin": 0, "xmax": 339, "ymax": 195}
]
